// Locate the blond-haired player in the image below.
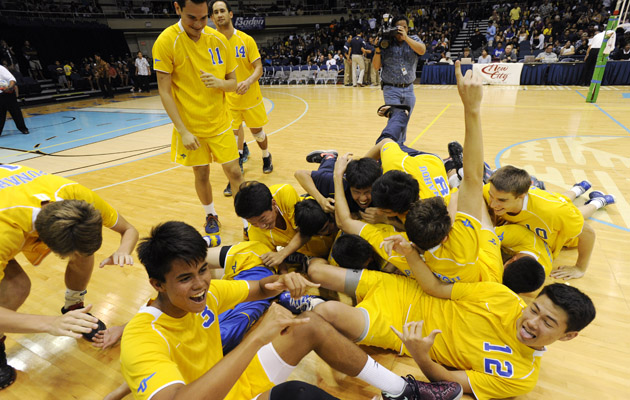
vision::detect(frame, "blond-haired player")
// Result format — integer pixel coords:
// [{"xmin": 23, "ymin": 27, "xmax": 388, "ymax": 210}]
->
[
  {"xmin": 211, "ymin": 0, "xmax": 273, "ymax": 198},
  {"xmin": 153, "ymin": 0, "xmax": 243, "ymax": 239}
]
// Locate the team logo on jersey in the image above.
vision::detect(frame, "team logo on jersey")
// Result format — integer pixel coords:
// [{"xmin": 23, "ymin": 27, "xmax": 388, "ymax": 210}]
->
[
  {"xmin": 201, "ymin": 305, "xmax": 215, "ymax": 328},
  {"xmin": 462, "ymin": 219, "xmax": 473, "ymax": 228},
  {"xmin": 138, "ymin": 372, "xmax": 156, "ymax": 393},
  {"xmin": 180, "ymin": 153, "xmax": 187, "ymax": 159}
]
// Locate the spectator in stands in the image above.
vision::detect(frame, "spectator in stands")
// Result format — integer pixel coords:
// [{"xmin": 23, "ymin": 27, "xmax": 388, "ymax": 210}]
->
[
  {"xmin": 0, "ymin": 65, "xmax": 29, "ymax": 135},
  {"xmin": 0, "ymin": 41, "xmax": 20, "ymax": 74},
  {"xmin": 80, "ymin": 63, "xmax": 94, "ymax": 90},
  {"xmin": 133, "ymin": 51, "xmax": 151, "ymax": 93},
  {"xmin": 55, "ymin": 61, "xmax": 70, "ymax": 90},
  {"xmin": 536, "ymin": 44, "xmax": 559, "ymax": 63},
  {"xmin": 439, "ymin": 52, "xmax": 454, "ymax": 65},
  {"xmin": 469, "ymin": 29, "xmax": 487, "ymax": 58},
  {"xmin": 457, "ymin": 47, "xmax": 473, "ymax": 62},
  {"xmin": 576, "ymin": 32, "xmax": 591, "ymax": 55},
  {"xmin": 372, "ymin": 15, "xmax": 425, "ymax": 143},
  {"xmin": 94, "ymin": 53, "xmax": 114, "ymax": 98},
  {"xmin": 560, "ymin": 40, "xmax": 575, "ymax": 56},
  {"xmin": 510, "ymin": 3, "xmax": 522, "ymax": 25},
  {"xmin": 531, "ymin": 29, "xmax": 545, "ymax": 50},
  {"xmin": 477, "ymin": 48, "xmax": 492, "ymax": 64},
  {"xmin": 501, "ymin": 44, "xmax": 518, "ymax": 62},
  {"xmin": 325, "ymin": 53, "xmax": 336, "ymax": 68},
  {"xmin": 613, "ymin": 42, "xmax": 630, "ymax": 60},
  {"xmin": 486, "ymin": 21, "xmax": 497, "ymax": 46},
  {"xmin": 493, "ymin": 42, "xmax": 505, "ymax": 59},
  {"xmin": 349, "ymin": 31, "xmax": 366, "ymax": 87},
  {"xmin": 22, "ymin": 41, "xmax": 44, "ymax": 80}
]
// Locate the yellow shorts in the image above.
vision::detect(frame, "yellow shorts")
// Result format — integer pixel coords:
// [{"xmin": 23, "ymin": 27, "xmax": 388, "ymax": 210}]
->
[
  {"xmin": 355, "ymin": 270, "xmax": 424, "ymax": 356},
  {"xmin": 230, "ymin": 102, "xmax": 269, "ymax": 130},
  {"xmin": 225, "ymin": 353, "xmax": 274, "ymax": 400},
  {"xmin": 171, "ymin": 127, "xmax": 239, "ymax": 166}
]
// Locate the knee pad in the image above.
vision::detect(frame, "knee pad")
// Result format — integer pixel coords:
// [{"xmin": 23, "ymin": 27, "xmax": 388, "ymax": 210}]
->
[{"xmin": 252, "ymin": 130, "xmax": 266, "ymax": 142}]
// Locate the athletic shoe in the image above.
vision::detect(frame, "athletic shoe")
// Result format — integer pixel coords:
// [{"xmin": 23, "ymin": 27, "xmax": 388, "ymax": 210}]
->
[
  {"xmin": 263, "ymin": 154, "xmax": 273, "ymax": 174},
  {"xmin": 382, "ymin": 374, "xmax": 463, "ymax": 400},
  {"xmin": 573, "ymin": 180, "xmax": 592, "ymax": 196},
  {"xmin": 61, "ymin": 302, "xmax": 107, "ymax": 342},
  {"xmin": 277, "ymin": 292, "xmax": 323, "ymax": 314},
  {"xmin": 377, "ymin": 104, "xmax": 411, "ymax": 118},
  {"xmin": 205, "ymin": 214, "xmax": 220, "ymax": 234},
  {"xmin": 242, "ymin": 142, "xmax": 250, "ymax": 163},
  {"xmin": 306, "ymin": 150, "xmax": 338, "ymax": 163},
  {"xmin": 0, "ymin": 337, "xmax": 16, "ymax": 389},
  {"xmin": 203, "ymin": 234, "xmax": 222, "ymax": 247},
  {"xmin": 531, "ymin": 175, "xmax": 546, "ymax": 190},
  {"xmin": 284, "ymin": 252, "xmax": 310, "ymax": 272},
  {"xmin": 447, "ymin": 141, "xmax": 464, "ymax": 172},
  {"xmin": 239, "ymin": 154, "xmax": 244, "ymax": 174},
  {"xmin": 586, "ymin": 190, "xmax": 615, "ymax": 206},
  {"xmin": 223, "ymin": 183, "xmax": 232, "ymax": 197}
]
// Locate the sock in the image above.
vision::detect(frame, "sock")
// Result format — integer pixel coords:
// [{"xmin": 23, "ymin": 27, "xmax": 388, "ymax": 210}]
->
[
  {"xmin": 570, "ymin": 186, "xmax": 585, "ymax": 197},
  {"xmin": 590, "ymin": 197, "xmax": 606, "ymax": 209},
  {"xmin": 242, "ymin": 218, "xmax": 249, "ymax": 229},
  {"xmin": 356, "ymin": 355, "xmax": 406, "ymax": 395},
  {"xmin": 262, "ymin": 149, "xmax": 270, "ymax": 158},
  {"xmin": 448, "ymin": 173, "xmax": 462, "ymax": 189},
  {"xmin": 309, "ymin": 298, "xmax": 325, "ymax": 310},
  {"xmin": 203, "ymin": 203, "xmax": 216, "ymax": 216},
  {"xmin": 239, "ymin": 149, "xmax": 243, "ymax": 155},
  {"xmin": 64, "ymin": 289, "xmax": 87, "ymax": 310}
]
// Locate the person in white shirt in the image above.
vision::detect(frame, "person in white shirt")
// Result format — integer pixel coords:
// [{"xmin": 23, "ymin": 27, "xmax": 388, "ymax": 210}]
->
[
  {"xmin": 325, "ymin": 53, "xmax": 337, "ymax": 67},
  {"xmin": 559, "ymin": 41, "xmax": 575, "ymax": 56},
  {"xmin": 0, "ymin": 65, "xmax": 29, "ymax": 135},
  {"xmin": 132, "ymin": 51, "xmax": 151, "ymax": 93},
  {"xmin": 477, "ymin": 48, "xmax": 492, "ymax": 63},
  {"xmin": 535, "ymin": 44, "xmax": 559, "ymax": 63}
]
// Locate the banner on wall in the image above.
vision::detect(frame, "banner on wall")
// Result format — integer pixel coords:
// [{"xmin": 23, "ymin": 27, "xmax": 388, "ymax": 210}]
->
[
  {"xmin": 473, "ymin": 63, "xmax": 523, "ymax": 85},
  {"xmin": 234, "ymin": 17, "xmax": 265, "ymax": 30}
]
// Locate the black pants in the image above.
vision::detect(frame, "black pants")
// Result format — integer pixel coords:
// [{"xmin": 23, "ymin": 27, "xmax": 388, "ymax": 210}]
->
[
  {"xmin": 136, "ymin": 74, "xmax": 150, "ymax": 92},
  {"xmin": 98, "ymin": 77, "xmax": 114, "ymax": 98},
  {"xmin": 0, "ymin": 91, "xmax": 28, "ymax": 135},
  {"xmin": 581, "ymin": 48, "xmax": 599, "ymax": 86}
]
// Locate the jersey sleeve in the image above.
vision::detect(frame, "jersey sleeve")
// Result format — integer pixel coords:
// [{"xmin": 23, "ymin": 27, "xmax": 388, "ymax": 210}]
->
[
  {"xmin": 359, "ymin": 223, "xmax": 411, "ymax": 276},
  {"xmin": 209, "ymin": 280, "xmax": 250, "ymax": 314},
  {"xmin": 466, "ymin": 369, "xmax": 536, "ymax": 400},
  {"xmin": 246, "ymin": 35, "xmax": 261, "ymax": 63},
  {"xmin": 152, "ymin": 30, "xmax": 174, "ymax": 74},
  {"xmin": 121, "ymin": 324, "xmax": 185, "ymax": 400},
  {"xmin": 58, "ymin": 183, "xmax": 119, "ymax": 228},
  {"xmin": 441, "ymin": 212, "xmax": 481, "ymax": 264}
]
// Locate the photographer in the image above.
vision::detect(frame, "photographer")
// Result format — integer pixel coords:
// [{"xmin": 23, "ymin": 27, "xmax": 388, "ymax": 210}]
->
[{"xmin": 372, "ymin": 15, "xmax": 425, "ymax": 143}]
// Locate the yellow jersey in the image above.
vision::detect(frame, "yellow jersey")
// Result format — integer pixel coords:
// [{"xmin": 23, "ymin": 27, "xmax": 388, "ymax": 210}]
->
[
  {"xmin": 483, "ymin": 185, "xmax": 584, "ymax": 258},
  {"xmin": 226, "ymin": 29, "xmax": 264, "ymax": 110},
  {"xmin": 248, "ymin": 184, "xmax": 333, "ymax": 258},
  {"xmin": 496, "ymin": 224, "xmax": 553, "ymax": 277},
  {"xmin": 153, "ymin": 21, "xmax": 237, "ymax": 138},
  {"xmin": 381, "ymin": 142, "xmax": 451, "ymax": 204},
  {"xmin": 0, "ymin": 164, "xmax": 118, "ymax": 278},
  {"xmin": 356, "ymin": 270, "xmax": 544, "ymax": 400},
  {"xmin": 222, "ymin": 241, "xmax": 275, "ymax": 280},
  {"xmin": 358, "ymin": 222, "xmax": 413, "ymax": 277},
  {"xmin": 121, "ymin": 280, "xmax": 256, "ymax": 400},
  {"xmin": 424, "ymin": 212, "xmax": 502, "ymax": 283}
]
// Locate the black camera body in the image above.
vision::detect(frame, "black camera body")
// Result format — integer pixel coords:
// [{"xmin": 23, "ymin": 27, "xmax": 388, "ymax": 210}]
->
[{"xmin": 378, "ymin": 14, "xmax": 399, "ymax": 49}]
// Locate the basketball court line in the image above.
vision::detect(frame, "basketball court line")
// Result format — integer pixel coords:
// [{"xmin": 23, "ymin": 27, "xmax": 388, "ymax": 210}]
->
[
  {"xmin": 409, "ymin": 103, "xmax": 451, "ymax": 146},
  {"xmin": 574, "ymin": 90, "xmax": 630, "ymax": 136},
  {"xmin": 73, "ymin": 93, "xmax": 307, "ymax": 189},
  {"xmin": 495, "ymin": 134, "xmax": 630, "ymax": 232}
]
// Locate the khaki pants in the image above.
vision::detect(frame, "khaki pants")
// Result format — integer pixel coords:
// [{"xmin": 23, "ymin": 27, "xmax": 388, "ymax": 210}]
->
[
  {"xmin": 364, "ymin": 57, "xmax": 372, "ymax": 85},
  {"xmin": 371, "ymin": 64, "xmax": 380, "ymax": 86},
  {"xmin": 351, "ymin": 54, "xmax": 365, "ymax": 86},
  {"xmin": 344, "ymin": 58, "xmax": 352, "ymax": 85}
]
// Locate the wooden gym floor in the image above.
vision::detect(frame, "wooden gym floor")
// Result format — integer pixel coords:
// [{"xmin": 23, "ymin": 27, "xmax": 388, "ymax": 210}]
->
[{"xmin": 2, "ymin": 83, "xmax": 630, "ymax": 399}]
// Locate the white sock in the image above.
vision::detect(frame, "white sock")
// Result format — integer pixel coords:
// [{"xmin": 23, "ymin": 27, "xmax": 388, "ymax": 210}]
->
[
  {"xmin": 203, "ymin": 203, "xmax": 216, "ymax": 216},
  {"xmin": 356, "ymin": 355, "xmax": 406, "ymax": 395},
  {"xmin": 262, "ymin": 149, "xmax": 270, "ymax": 158},
  {"xmin": 64, "ymin": 289, "xmax": 87, "ymax": 310},
  {"xmin": 239, "ymin": 149, "xmax": 243, "ymax": 155},
  {"xmin": 590, "ymin": 197, "xmax": 606, "ymax": 209},
  {"xmin": 242, "ymin": 218, "xmax": 249, "ymax": 229},
  {"xmin": 570, "ymin": 186, "xmax": 585, "ymax": 197}
]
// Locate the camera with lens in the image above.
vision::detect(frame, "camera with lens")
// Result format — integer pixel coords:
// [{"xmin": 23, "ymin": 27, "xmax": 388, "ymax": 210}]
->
[{"xmin": 378, "ymin": 14, "xmax": 399, "ymax": 49}]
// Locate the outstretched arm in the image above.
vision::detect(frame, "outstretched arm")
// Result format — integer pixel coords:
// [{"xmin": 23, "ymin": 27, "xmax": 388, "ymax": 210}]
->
[
  {"xmin": 454, "ymin": 61, "xmax": 484, "ymax": 220},
  {"xmin": 0, "ymin": 304, "xmax": 98, "ymax": 337},
  {"xmin": 334, "ymin": 154, "xmax": 367, "ymax": 235},
  {"xmin": 100, "ymin": 214, "xmax": 139, "ymax": 268},
  {"xmin": 550, "ymin": 222, "xmax": 595, "ymax": 280}
]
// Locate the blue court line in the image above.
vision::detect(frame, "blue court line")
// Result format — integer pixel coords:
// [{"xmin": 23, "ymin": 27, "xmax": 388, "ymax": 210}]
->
[
  {"xmin": 574, "ymin": 90, "xmax": 630, "ymax": 136},
  {"xmin": 623, "ymin": 93, "xmax": 630, "ymax": 98},
  {"xmin": 495, "ymin": 134, "xmax": 630, "ymax": 232},
  {"xmin": 265, "ymin": 97, "xmax": 274, "ymax": 114}
]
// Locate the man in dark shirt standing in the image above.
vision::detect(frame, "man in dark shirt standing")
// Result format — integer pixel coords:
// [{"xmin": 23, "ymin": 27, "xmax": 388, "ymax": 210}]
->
[
  {"xmin": 348, "ymin": 31, "xmax": 366, "ymax": 87},
  {"xmin": 372, "ymin": 16, "xmax": 425, "ymax": 143},
  {"xmin": 363, "ymin": 36, "xmax": 376, "ymax": 85},
  {"xmin": 343, "ymin": 34, "xmax": 352, "ymax": 86},
  {"xmin": 469, "ymin": 29, "xmax": 487, "ymax": 58}
]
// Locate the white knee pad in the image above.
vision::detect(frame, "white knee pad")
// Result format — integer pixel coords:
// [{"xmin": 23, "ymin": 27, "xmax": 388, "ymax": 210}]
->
[{"xmin": 252, "ymin": 130, "xmax": 266, "ymax": 142}]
